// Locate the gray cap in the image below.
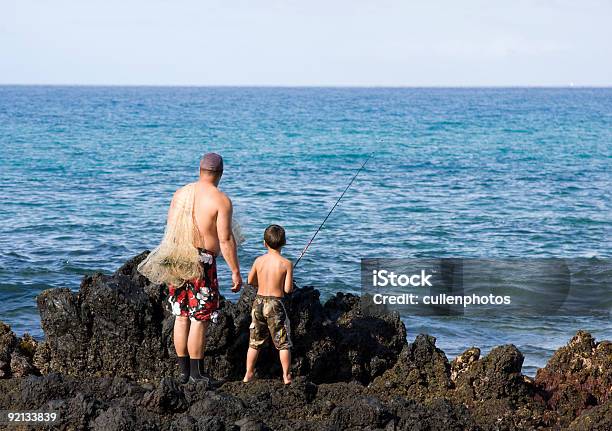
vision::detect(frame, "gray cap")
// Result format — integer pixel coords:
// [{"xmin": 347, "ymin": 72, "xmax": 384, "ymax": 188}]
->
[{"xmin": 200, "ymin": 153, "xmax": 224, "ymax": 172}]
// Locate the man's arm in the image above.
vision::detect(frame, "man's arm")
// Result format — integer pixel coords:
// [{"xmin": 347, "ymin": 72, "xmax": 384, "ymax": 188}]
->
[
  {"xmin": 284, "ymin": 261, "xmax": 293, "ymax": 295},
  {"xmin": 247, "ymin": 258, "xmax": 258, "ymax": 287},
  {"xmin": 217, "ymin": 195, "xmax": 242, "ymax": 292}
]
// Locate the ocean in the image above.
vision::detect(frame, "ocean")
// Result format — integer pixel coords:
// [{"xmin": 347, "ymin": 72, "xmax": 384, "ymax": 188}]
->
[{"xmin": 0, "ymin": 86, "xmax": 610, "ymax": 376}]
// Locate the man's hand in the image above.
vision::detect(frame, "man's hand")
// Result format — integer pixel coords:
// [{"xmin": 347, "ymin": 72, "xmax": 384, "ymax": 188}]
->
[{"xmin": 231, "ymin": 272, "xmax": 243, "ymax": 292}]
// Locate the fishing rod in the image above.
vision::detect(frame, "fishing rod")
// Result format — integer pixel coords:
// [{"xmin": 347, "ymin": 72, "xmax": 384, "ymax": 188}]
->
[{"xmin": 294, "ymin": 152, "xmax": 374, "ymax": 269}]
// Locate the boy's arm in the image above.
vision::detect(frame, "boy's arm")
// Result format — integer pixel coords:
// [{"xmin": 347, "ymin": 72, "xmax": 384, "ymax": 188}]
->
[
  {"xmin": 248, "ymin": 258, "xmax": 259, "ymax": 287},
  {"xmin": 284, "ymin": 261, "xmax": 293, "ymax": 294}
]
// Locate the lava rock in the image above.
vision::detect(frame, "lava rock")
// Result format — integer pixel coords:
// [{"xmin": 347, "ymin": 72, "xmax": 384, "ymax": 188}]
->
[
  {"xmin": 450, "ymin": 346, "xmax": 480, "ymax": 381},
  {"xmin": 234, "ymin": 417, "xmax": 270, "ymax": 431},
  {"xmin": 568, "ymin": 399, "xmax": 612, "ymax": 431},
  {"xmin": 36, "ymin": 252, "xmax": 407, "ymax": 385},
  {"xmin": 369, "ymin": 334, "xmax": 452, "ymax": 402},
  {"xmin": 36, "ymin": 252, "xmax": 182, "ymax": 381},
  {"xmin": 452, "ymin": 344, "xmax": 542, "ymax": 429},
  {"xmin": 0, "ymin": 322, "xmax": 17, "ymax": 378},
  {"xmin": 535, "ymin": 330, "xmax": 612, "ymax": 427},
  {"xmin": 0, "ymin": 252, "xmax": 610, "ymax": 429},
  {"xmin": 389, "ymin": 398, "xmax": 479, "ymax": 431},
  {"xmin": 141, "ymin": 377, "xmax": 187, "ymax": 413},
  {"xmin": 0, "ymin": 323, "xmax": 39, "ymax": 378},
  {"xmin": 91, "ymin": 405, "xmax": 136, "ymax": 431},
  {"xmin": 0, "ymin": 328, "xmax": 610, "ymax": 430},
  {"xmin": 10, "ymin": 352, "xmax": 35, "ymax": 378}
]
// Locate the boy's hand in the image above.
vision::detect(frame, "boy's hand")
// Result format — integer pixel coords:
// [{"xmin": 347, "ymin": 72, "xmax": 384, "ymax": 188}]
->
[{"xmin": 231, "ymin": 272, "xmax": 243, "ymax": 292}]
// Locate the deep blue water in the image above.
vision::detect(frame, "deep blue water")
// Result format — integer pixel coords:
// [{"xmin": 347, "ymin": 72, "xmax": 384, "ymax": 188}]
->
[{"xmin": 0, "ymin": 86, "xmax": 610, "ymax": 376}]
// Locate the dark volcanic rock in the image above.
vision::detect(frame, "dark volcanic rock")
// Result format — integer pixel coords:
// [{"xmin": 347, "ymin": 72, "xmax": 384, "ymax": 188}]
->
[
  {"xmin": 452, "ymin": 344, "xmax": 543, "ymax": 429},
  {"xmin": 369, "ymin": 336, "xmax": 548, "ymax": 429},
  {"xmin": 91, "ymin": 405, "xmax": 137, "ymax": 431},
  {"xmin": 141, "ymin": 377, "xmax": 187, "ymax": 413},
  {"xmin": 453, "ymin": 344, "xmax": 531, "ymax": 404},
  {"xmin": 0, "ymin": 322, "xmax": 38, "ymax": 378},
  {"xmin": 535, "ymin": 330, "xmax": 612, "ymax": 427},
  {"xmin": 0, "ymin": 322, "xmax": 17, "ymax": 378},
  {"xmin": 568, "ymin": 399, "xmax": 612, "ymax": 431},
  {"xmin": 0, "ymin": 374, "xmax": 482, "ymax": 430},
  {"xmin": 36, "ymin": 251, "xmax": 174, "ymax": 381},
  {"xmin": 389, "ymin": 398, "xmax": 479, "ymax": 431},
  {"xmin": 35, "ymin": 252, "xmax": 406, "ymax": 385},
  {"xmin": 369, "ymin": 333, "xmax": 452, "ymax": 401},
  {"xmin": 217, "ymin": 377, "xmax": 478, "ymax": 430},
  {"xmin": 1, "ymin": 327, "xmax": 611, "ymax": 431},
  {"xmin": 450, "ymin": 346, "xmax": 480, "ymax": 381},
  {"xmin": 1, "ymin": 253, "xmax": 611, "ymax": 430}
]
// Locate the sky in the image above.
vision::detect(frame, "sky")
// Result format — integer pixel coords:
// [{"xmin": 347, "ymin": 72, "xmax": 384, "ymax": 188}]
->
[{"xmin": 1, "ymin": 0, "xmax": 611, "ymax": 86}]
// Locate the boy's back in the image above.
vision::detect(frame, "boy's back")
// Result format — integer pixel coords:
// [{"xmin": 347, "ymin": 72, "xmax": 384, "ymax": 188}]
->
[
  {"xmin": 251, "ymin": 253, "xmax": 292, "ymax": 297},
  {"xmin": 244, "ymin": 224, "xmax": 293, "ymax": 384}
]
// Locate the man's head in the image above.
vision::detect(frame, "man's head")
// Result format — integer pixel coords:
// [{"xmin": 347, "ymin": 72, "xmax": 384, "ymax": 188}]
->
[
  {"xmin": 199, "ymin": 152, "xmax": 224, "ymax": 184},
  {"xmin": 264, "ymin": 224, "xmax": 286, "ymax": 250}
]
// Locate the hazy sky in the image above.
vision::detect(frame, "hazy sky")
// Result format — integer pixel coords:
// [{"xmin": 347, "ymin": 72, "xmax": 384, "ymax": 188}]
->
[{"xmin": 1, "ymin": 0, "xmax": 611, "ymax": 86}]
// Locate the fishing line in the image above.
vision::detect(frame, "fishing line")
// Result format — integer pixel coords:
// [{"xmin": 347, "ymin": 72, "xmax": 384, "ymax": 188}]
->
[{"xmin": 294, "ymin": 152, "xmax": 374, "ymax": 269}]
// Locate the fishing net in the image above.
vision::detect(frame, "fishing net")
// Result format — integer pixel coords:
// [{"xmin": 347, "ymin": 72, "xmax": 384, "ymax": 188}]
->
[
  {"xmin": 232, "ymin": 217, "xmax": 246, "ymax": 245},
  {"xmin": 137, "ymin": 183, "xmax": 202, "ymax": 286}
]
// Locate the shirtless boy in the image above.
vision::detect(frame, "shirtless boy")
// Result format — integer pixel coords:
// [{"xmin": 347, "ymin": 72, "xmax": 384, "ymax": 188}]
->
[{"xmin": 243, "ymin": 224, "xmax": 293, "ymax": 384}]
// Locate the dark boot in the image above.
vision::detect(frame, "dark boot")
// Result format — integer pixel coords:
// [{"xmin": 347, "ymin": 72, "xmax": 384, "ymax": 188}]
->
[
  {"xmin": 177, "ymin": 356, "xmax": 190, "ymax": 384},
  {"xmin": 189, "ymin": 358, "xmax": 224, "ymax": 387},
  {"xmin": 189, "ymin": 358, "xmax": 207, "ymax": 382}
]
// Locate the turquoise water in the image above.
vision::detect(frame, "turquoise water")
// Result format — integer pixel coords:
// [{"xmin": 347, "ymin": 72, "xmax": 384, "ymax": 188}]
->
[{"xmin": 0, "ymin": 86, "xmax": 610, "ymax": 375}]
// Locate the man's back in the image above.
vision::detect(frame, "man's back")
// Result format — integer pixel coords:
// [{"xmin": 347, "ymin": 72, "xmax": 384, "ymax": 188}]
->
[
  {"xmin": 191, "ymin": 181, "xmax": 230, "ymax": 254},
  {"xmin": 252, "ymin": 253, "xmax": 292, "ymax": 297},
  {"xmin": 169, "ymin": 182, "xmax": 228, "ymax": 255}
]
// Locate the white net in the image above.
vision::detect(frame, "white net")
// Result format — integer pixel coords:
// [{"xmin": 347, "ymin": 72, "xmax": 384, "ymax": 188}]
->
[
  {"xmin": 232, "ymin": 217, "xmax": 245, "ymax": 246},
  {"xmin": 137, "ymin": 183, "xmax": 202, "ymax": 286}
]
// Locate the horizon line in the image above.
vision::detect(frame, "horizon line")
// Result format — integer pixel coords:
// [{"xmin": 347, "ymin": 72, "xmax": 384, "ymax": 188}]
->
[{"xmin": 1, "ymin": 83, "xmax": 611, "ymax": 89}]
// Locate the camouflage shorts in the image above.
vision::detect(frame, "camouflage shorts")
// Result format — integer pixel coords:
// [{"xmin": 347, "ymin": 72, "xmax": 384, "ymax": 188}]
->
[{"xmin": 249, "ymin": 295, "xmax": 292, "ymax": 350}]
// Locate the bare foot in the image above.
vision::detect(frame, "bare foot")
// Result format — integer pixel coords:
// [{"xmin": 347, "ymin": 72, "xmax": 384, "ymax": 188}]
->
[
  {"xmin": 283, "ymin": 373, "xmax": 292, "ymax": 385},
  {"xmin": 243, "ymin": 372, "xmax": 255, "ymax": 383}
]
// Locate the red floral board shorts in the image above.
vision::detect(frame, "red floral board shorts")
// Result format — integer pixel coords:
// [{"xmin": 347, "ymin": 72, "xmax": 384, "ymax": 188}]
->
[{"xmin": 167, "ymin": 248, "xmax": 220, "ymax": 323}]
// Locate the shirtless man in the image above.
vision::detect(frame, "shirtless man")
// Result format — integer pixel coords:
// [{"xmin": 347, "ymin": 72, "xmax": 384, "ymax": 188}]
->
[
  {"xmin": 167, "ymin": 153, "xmax": 242, "ymax": 383},
  {"xmin": 243, "ymin": 224, "xmax": 293, "ymax": 384}
]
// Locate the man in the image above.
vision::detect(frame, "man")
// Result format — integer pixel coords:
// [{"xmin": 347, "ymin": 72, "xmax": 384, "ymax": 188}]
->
[{"xmin": 138, "ymin": 152, "xmax": 242, "ymax": 383}]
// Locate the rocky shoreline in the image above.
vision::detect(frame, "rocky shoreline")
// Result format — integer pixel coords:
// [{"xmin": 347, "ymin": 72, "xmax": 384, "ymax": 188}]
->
[{"xmin": 0, "ymin": 252, "xmax": 610, "ymax": 430}]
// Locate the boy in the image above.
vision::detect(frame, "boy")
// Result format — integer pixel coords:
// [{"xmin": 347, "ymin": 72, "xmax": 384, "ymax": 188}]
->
[{"xmin": 243, "ymin": 224, "xmax": 294, "ymax": 384}]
